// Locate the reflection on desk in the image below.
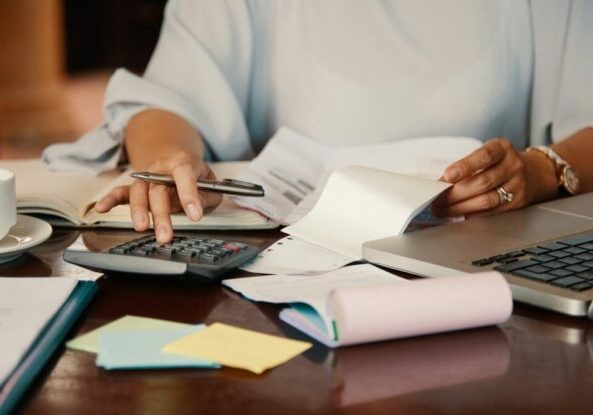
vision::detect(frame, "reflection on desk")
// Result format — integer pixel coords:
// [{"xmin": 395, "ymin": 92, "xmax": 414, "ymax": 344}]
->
[{"xmin": 331, "ymin": 328, "xmax": 510, "ymax": 407}]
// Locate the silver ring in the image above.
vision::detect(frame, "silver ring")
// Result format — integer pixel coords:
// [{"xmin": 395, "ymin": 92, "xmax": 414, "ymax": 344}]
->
[{"xmin": 496, "ymin": 185, "xmax": 514, "ymax": 204}]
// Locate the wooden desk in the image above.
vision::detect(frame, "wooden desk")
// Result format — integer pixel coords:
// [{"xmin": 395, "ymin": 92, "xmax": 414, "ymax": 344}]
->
[{"xmin": 3, "ymin": 228, "xmax": 593, "ymax": 414}]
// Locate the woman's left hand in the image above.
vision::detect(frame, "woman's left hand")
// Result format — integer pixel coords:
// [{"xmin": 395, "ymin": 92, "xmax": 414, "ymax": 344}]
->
[{"xmin": 432, "ymin": 138, "xmax": 547, "ymax": 218}]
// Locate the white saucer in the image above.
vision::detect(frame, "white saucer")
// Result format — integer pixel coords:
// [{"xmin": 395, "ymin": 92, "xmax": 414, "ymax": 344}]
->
[{"xmin": 0, "ymin": 215, "xmax": 53, "ymax": 264}]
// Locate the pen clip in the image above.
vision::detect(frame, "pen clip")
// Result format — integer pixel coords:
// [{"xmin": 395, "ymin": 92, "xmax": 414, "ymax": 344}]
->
[{"xmin": 222, "ymin": 179, "xmax": 264, "ymax": 191}]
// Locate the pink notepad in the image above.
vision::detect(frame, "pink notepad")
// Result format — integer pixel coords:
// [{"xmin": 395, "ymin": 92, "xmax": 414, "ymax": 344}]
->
[{"xmin": 279, "ymin": 270, "xmax": 512, "ymax": 347}]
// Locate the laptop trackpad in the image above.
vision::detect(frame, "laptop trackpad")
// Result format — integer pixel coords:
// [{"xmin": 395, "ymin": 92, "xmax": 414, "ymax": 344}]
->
[{"xmin": 465, "ymin": 206, "xmax": 593, "ymax": 246}]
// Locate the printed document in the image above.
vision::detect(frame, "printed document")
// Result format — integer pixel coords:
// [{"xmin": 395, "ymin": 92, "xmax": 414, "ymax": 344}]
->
[
  {"xmin": 240, "ymin": 236, "xmax": 354, "ymax": 275},
  {"xmin": 233, "ymin": 128, "xmax": 481, "ymax": 225}
]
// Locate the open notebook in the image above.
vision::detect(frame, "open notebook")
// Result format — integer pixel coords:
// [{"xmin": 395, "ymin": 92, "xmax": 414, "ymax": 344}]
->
[{"xmin": 0, "ymin": 159, "xmax": 275, "ymax": 230}]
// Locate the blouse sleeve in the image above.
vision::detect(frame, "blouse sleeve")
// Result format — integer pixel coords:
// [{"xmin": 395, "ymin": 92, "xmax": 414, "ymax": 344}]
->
[{"xmin": 43, "ymin": 0, "xmax": 255, "ymax": 174}]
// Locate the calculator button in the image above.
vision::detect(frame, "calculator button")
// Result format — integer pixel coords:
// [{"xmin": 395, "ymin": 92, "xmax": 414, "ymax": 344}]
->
[
  {"xmin": 176, "ymin": 249, "xmax": 195, "ymax": 258},
  {"xmin": 200, "ymin": 253, "xmax": 220, "ymax": 263},
  {"xmin": 223, "ymin": 244, "xmax": 242, "ymax": 253},
  {"xmin": 158, "ymin": 246, "xmax": 177, "ymax": 255},
  {"xmin": 109, "ymin": 247, "xmax": 127, "ymax": 255},
  {"xmin": 212, "ymin": 248, "xmax": 231, "ymax": 257}
]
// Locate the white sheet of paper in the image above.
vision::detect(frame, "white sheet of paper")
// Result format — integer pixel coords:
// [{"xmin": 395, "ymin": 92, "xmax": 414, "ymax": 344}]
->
[
  {"xmin": 232, "ymin": 128, "xmax": 480, "ymax": 225},
  {"xmin": 224, "ymin": 264, "xmax": 404, "ymax": 335},
  {"xmin": 0, "ymin": 277, "xmax": 78, "ymax": 386},
  {"xmin": 232, "ymin": 128, "xmax": 327, "ymax": 224},
  {"xmin": 283, "ymin": 166, "xmax": 451, "ymax": 259},
  {"xmin": 239, "ymin": 236, "xmax": 354, "ymax": 275}
]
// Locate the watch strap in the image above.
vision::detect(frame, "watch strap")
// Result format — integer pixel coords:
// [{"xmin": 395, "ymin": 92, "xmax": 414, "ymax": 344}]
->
[{"xmin": 526, "ymin": 146, "xmax": 579, "ymax": 194}]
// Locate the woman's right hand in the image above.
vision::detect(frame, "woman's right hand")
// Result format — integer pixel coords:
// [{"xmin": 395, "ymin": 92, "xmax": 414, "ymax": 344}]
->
[{"xmin": 95, "ymin": 150, "xmax": 223, "ymax": 244}]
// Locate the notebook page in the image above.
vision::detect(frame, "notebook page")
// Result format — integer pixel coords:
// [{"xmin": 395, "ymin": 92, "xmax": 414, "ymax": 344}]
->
[
  {"xmin": 0, "ymin": 159, "xmax": 119, "ymax": 224},
  {"xmin": 284, "ymin": 166, "xmax": 451, "ymax": 259}
]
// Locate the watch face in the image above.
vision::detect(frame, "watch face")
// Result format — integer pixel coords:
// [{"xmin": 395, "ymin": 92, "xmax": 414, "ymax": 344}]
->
[{"xmin": 563, "ymin": 166, "xmax": 580, "ymax": 194}]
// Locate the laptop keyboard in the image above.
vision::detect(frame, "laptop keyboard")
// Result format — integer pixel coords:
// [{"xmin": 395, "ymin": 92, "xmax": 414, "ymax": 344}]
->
[{"xmin": 472, "ymin": 231, "xmax": 593, "ymax": 292}]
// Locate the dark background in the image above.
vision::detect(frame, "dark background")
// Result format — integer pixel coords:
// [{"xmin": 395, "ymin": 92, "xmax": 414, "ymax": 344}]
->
[{"xmin": 64, "ymin": 0, "xmax": 167, "ymax": 74}]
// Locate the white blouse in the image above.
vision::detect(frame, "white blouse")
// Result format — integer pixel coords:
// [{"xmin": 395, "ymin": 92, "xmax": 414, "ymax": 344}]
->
[{"xmin": 43, "ymin": 0, "xmax": 593, "ymax": 174}]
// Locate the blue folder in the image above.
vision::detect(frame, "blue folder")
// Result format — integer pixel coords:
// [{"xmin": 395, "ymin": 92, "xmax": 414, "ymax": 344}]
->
[{"xmin": 0, "ymin": 281, "xmax": 97, "ymax": 415}]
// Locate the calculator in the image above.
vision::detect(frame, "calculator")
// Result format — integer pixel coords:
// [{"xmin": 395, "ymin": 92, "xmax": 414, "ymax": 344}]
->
[{"xmin": 63, "ymin": 234, "xmax": 261, "ymax": 283}]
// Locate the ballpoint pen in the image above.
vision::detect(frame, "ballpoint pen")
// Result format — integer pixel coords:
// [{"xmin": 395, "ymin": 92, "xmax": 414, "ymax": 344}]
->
[{"xmin": 130, "ymin": 172, "xmax": 265, "ymax": 197}]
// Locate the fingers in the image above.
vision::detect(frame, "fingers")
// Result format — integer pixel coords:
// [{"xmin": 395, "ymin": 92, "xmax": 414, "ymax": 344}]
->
[
  {"xmin": 434, "ymin": 138, "xmax": 529, "ymax": 218},
  {"xmin": 95, "ymin": 151, "xmax": 222, "ymax": 244},
  {"xmin": 434, "ymin": 186, "xmax": 502, "ymax": 217},
  {"xmin": 468, "ymin": 177, "xmax": 525, "ymax": 218},
  {"xmin": 95, "ymin": 186, "xmax": 130, "ymax": 212},
  {"xmin": 443, "ymin": 139, "xmax": 508, "ymax": 183},
  {"xmin": 129, "ymin": 180, "xmax": 150, "ymax": 231},
  {"xmin": 434, "ymin": 175, "xmax": 526, "ymax": 218},
  {"xmin": 172, "ymin": 163, "xmax": 203, "ymax": 221},
  {"xmin": 197, "ymin": 164, "xmax": 223, "ymax": 212},
  {"xmin": 437, "ymin": 157, "xmax": 511, "ymax": 207},
  {"xmin": 148, "ymin": 184, "xmax": 174, "ymax": 244}
]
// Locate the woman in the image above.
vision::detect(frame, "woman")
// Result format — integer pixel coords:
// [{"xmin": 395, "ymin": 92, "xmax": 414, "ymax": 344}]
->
[{"xmin": 44, "ymin": 0, "xmax": 593, "ymax": 243}]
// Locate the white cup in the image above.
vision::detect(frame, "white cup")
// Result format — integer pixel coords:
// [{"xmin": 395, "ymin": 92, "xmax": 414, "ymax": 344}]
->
[{"xmin": 0, "ymin": 168, "xmax": 17, "ymax": 240}]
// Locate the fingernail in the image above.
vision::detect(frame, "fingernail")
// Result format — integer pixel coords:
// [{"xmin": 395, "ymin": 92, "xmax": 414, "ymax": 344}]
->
[
  {"xmin": 133, "ymin": 210, "xmax": 146, "ymax": 228},
  {"xmin": 446, "ymin": 167, "xmax": 461, "ymax": 182},
  {"xmin": 186, "ymin": 203, "xmax": 202, "ymax": 221},
  {"xmin": 157, "ymin": 224, "xmax": 169, "ymax": 242}
]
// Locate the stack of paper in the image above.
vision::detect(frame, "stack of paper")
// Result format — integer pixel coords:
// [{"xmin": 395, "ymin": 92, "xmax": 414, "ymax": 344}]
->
[
  {"xmin": 163, "ymin": 323, "xmax": 312, "ymax": 375},
  {"xmin": 232, "ymin": 127, "xmax": 481, "ymax": 225},
  {"xmin": 224, "ymin": 264, "xmax": 513, "ymax": 347},
  {"xmin": 232, "ymin": 128, "xmax": 480, "ymax": 271},
  {"xmin": 67, "ymin": 316, "xmax": 218, "ymax": 370},
  {"xmin": 66, "ymin": 316, "xmax": 311, "ymax": 374}
]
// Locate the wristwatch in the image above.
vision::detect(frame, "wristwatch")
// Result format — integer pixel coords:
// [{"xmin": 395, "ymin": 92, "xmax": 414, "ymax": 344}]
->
[{"xmin": 526, "ymin": 146, "xmax": 580, "ymax": 195}]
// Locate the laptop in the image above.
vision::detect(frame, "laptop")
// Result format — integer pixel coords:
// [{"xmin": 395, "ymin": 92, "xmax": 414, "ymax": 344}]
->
[{"xmin": 363, "ymin": 192, "xmax": 593, "ymax": 318}]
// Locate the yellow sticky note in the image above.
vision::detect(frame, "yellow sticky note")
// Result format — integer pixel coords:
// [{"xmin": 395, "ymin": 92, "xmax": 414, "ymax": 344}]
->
[
  {"xmin": 162, "ymin": 323, "xmax": 311, "ymax": 374},
  {"xmin": 67, "ymin": 315, "xmax": 191, "ymax": 354}
]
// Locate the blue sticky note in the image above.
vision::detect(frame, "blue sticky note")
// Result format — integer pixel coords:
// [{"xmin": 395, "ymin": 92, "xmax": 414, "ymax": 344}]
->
[{"xmin": 96, "ymin": 325, "xmax": 220, "ymax": 370}]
